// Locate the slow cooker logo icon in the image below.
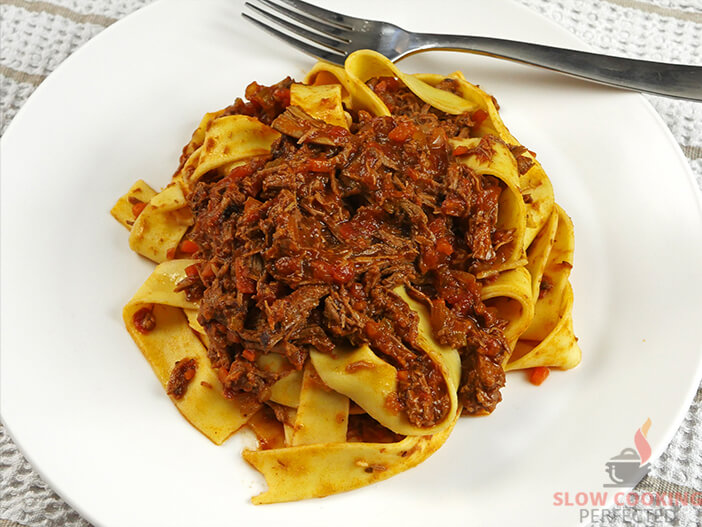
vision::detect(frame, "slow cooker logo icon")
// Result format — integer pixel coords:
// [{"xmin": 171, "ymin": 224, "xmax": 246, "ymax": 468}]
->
[{"xmin": 604, "ymin": 418, "xmax": 652, "ymax": 488}]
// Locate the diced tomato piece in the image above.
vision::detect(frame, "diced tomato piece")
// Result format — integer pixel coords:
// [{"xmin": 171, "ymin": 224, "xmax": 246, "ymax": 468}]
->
[
  {"xmin": 472, "ymin": 108, "xmax": 489, "ymax": 125},
  {"xmin": 452, "ymin": 145, "xmax": 470, "ymax": 157},
  {"xmin": 529, "ymin": 366, "xmax": 550, "ymax": 386},
  {"xmin": 242, "ymin": 197, "xmax": 263, "ymax": 224},
  {"xmin": 311, "ymin": 260, "xmax": 332, "ymax": 281},
  {"xmin": 436, "ymin": 238, "xmax": 454, "ymax": 256},
  {"xmin": 338, "ymin": 222, "xmax": 356, "ymax": 239},
  {"xmin": 331, "ymin": 262, "xmax": 355, "ymax": 284},
  {"xmin": 166, "ymin": 247, "xmax": 177, "ymax": 260},
  {"xmin": 235, "ymin": 260, "xmax": 256, "ymax": 294},
  {"xmin": 132, "ymin": 201, "xmax": 147, "ymax": 218},
  {"xmin": 275, "ymin": 256, "xmax": 299, "ymax": 276},
  {"xmin": 180, "ymin": 240, "xmax": 198, "ymax": 254},
  {"xmin": 273, "ymin": 87, "xmax": 291, "ymax": 106},
  {"xmin": 132, "ymin": 307, "xmax": 156, "ymax": 334},
  {"xmin": 388, "ymin": 121, "xmax": 416, "ymax": 142},
  {"xmin": 373, "ymin": 77, "xmax": 401, "ymax": 95},
  {"xmin": 365, "ymin": 320, "xmax": 381, "ymax": 339},
  {"xmin": 201, "ymin": 263, "xmax": 215, "ymax": 279},
  {"xmin": 396, "ymin": 370, "xmax": 409, "ymax": 382},
  {"xmin": 242, "ymin": 349, "xmax": 257, "ymax": 362},
  {"xmin": 306, "ymin": 159, "xmax": 334, "ymax": 172},
  {"xmin": 184, "ymin": 264, "xmax": 199, "ymax": 277},
  {"xmin": 229, "ymin": 164, "xmax": 254, "ymax": 180},
  {"xmin": 441, "ymin": 197, "xmax": 465, "ymax": 216},
  {"xmin": 237, "ymin": 276, "xmax": 256, "ymax": 294},
  {"xmin": 349, "ymin": 282, "xmax": 365, "ymax": 300},
  {"xmin": 420, "ymin": 246, "xmax": 440, "ymax": 271}
]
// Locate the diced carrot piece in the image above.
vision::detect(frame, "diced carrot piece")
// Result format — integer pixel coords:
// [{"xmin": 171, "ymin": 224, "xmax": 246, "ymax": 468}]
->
[
  {"xmin": 180, "ymin": 240, "xmax": 198, "ymax": 254},
  {"xmin": 242, "ymin": 349, "xmax": 256, "ymax": 362},
  {"xmin": 529, "ymin": 366, "xmax": 550, "ymax": 386},
  {"xmin": 388, "ymin": 122, "xmax": 416, "ymax": 142},
  {"xmin": 436, "ymin": 238, "xmax": 454, "ymax": 255},
  {"xmin": 472, "ymin": 109, "xmax": 489, "ymax": 125},
  {"xmin": 306, "ymin": 159, "xmax": 334, "ymax": 172},
  {"xmin": 132, "ymin": 202, "xmax": 147, "ymax": 217},
  {"xmin": 201, "ymin": 263, "xmax": 215, "ymax": 279}
]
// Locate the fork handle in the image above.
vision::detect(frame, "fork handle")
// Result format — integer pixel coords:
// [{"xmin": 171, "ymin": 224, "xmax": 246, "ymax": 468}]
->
[{"xmin": 410, "ymin": 33, "xmax": 702, "ymax": 101}]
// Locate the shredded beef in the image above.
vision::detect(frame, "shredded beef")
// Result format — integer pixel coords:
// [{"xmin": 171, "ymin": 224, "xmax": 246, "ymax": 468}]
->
[
  {"xmin": 179, "ymin": 75, "xmax": 515, "ymax": 422},
  {"xmin": 167, "ymin": 358, "xmax": 197, "ymax": 400}
]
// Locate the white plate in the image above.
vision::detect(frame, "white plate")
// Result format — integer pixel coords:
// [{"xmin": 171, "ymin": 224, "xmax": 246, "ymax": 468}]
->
[{"xmin": 2, "ymin": 1, "xmax": 701, "ymax": 526}]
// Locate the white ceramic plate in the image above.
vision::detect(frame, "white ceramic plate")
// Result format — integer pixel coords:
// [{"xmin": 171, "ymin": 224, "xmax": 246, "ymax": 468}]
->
[{"xmin": 2, "ymin": 1, "xmax": 701, "ymax": 526}]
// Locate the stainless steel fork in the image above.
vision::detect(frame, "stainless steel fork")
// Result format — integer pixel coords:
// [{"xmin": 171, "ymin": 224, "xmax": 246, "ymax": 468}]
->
[{"xmin": 242, "ymin": 0, "xmax": 702, "ymax": 101}]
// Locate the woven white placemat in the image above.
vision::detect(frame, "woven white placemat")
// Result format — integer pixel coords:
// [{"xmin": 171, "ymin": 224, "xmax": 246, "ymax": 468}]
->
[{"xmin": 1, "ymin": 1, "xmax": 700, "ymax": 526}]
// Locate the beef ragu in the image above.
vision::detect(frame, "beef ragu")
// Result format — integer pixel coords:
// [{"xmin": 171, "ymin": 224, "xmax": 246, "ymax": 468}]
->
[{"xmin": 177, "ymin": 75, "xmax": 514, "ymax": 426}]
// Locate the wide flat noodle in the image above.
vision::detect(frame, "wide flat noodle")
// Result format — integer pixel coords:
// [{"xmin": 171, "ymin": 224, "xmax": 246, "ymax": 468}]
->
[
  {"xmin": 524, "ymin": 209, "xmax": 559, "ymax": 302},
  {"xmin": 305, "ymin": 61, "xmax": 391, "ymax": 116},
  {"xmin": 290, "ymin": 83, "xmax": 349, "ymax": 129},
  {"xmin": 519, "ymin": 161, "xmax": 555, "ymax": 249},
  {"xmin": 507, "ymin": 284, "xmax": 580, "ymax": 371},
  {"xmin": 177, "ymin": 109, "xmax": 228, "ymax": 172},
  {"xmin": 452, "ymin": 136, "xmax": 527, "ymax": 275},
  {"xmin": 291, "ymin": 362, "xmax": 349, "ymax": 446},
  {"xmin": 255, "ymin": 354, "xmax": 303, "ymax": 408},
  {"xmin": 123, "ymin": 259, "xmax": 258, "ymax": 444},
  {"xmin": 520, "ymin": 205, "xmax": 574, "ymax": 341},
  {"xmin": 428, "ymin": 70, "xmax": 555, "ymax": 247},
  {"xmin": 345, "ymin": 50, "xmax": 477, "ymax": 115},
  {"xmin": 184, "ymin": 308, "xmax": 208, "ymax": 343},
  {"xmin": 128, "ymin": 181, "xmax": 193, "ymax": 263},
  {"xmin": 243, "ymin": 409, "xmax": 459, "ymax": 504},
  {"xmin": 507, "ymin": 205, "xmax": 581, "ymax": 370},
  {"xmin": 311, "ymin": 288, "xmax": 460, "ymax": 436},
  {"xmin": 110, "ymin": 179, "xmax": 157, "ymax": 229},
  {"xmin": 179, "ymin": 115, "xmax": 280, "ymax": 191},
  {"xmin": 480, "ymin": 266, "xmax": 534, "ymax": 350}
]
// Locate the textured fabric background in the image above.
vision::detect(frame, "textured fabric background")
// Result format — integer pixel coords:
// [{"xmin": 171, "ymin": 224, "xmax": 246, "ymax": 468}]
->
[{"xmin": 1, "ymin": 1, "xmax": 700, "ymax": 526}]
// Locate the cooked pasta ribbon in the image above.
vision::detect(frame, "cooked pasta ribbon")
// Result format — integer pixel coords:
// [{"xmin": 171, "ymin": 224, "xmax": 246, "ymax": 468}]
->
[
  {"xmin": 290, "ymin": 83, "xmax": 349, "ymax": 129},
  {"xmin": 128, "ymin": 182, "xmax": 193, "ymax": 263},
  {"xmin": 346, "ymin": 50, "xmax": 477, "ymax": 115},
  {"xmin": 306, "ymin": 61, "xmax": 392, "ymax": 116},
  {"xmin": 290, "ymin": 362, "xmax": 349, "ymax": 446},
  {"xmin": 481, "ymin": 266, "xmax": 534, "ymax": 350},
  {"xmin": 508, "ymin": 205, "xmax": 581, "ymax": 369},
  {"xmin": 110, "ymin": 179, "xmax": 157, "ymax": 229},
  {"xmin": 451, "ymin": 136, "xmax": 527, "ymax": 275},
  {"xmin": 243, "ymin": 409, "xmax": 459, "ymax": 504},
  {"xmin": 179, "ymin": 115, "xmax": 280, "ymax": 191},
  {"xmin": 123, "ymin": 260, "xmax": 259, "ymax": 444},
  {"xmin": 418, "ymin": 70, "xmax": 555, "ymax": 246},
  {"xmin": 311, "ymin": 288, "xmax": 461, "ymax": 436}
]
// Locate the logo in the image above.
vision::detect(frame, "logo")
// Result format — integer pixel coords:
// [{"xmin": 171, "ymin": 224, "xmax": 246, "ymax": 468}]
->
[
  {"xmin": 554, "ymin": 418, "xmax": 700, "ymax": 524},
  {"xmin": 604, "ymin": 418, "xmax": 651, "ymax": 488}
]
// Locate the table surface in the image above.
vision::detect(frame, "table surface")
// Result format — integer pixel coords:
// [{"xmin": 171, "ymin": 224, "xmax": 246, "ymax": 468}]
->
[{"xmin": 1, "ymin": 1, "xmax": 701, "ymax": 526}]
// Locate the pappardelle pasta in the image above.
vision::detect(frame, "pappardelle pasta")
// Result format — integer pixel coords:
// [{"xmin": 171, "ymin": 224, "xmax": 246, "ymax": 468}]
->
[{"xmin": 112, "ymin": 50, "xmax": 580, "ymax": 504}]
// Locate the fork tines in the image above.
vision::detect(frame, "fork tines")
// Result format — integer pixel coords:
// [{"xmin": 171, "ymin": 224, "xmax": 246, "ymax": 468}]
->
[{"xmin": 242, "ymin": 0, "xmax": 357, "ymax": 64}]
